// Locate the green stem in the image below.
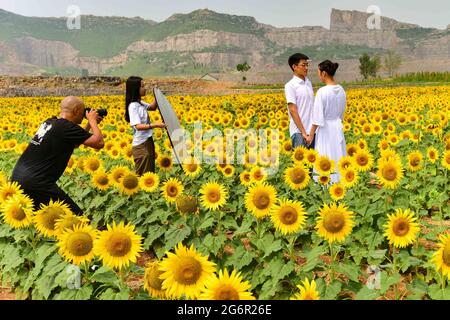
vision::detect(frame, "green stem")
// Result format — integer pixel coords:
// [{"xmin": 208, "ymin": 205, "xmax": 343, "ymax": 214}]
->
[
  {"xmin": 329, "ymin": 242, "xmax": 334, "ymax": 282},
  {"xmin": 288, "ymin": 235, "xmax": 296, "ymax": 261}
]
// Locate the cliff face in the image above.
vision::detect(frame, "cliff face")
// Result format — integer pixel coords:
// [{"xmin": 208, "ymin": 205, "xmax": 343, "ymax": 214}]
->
[{"xmin": 0, "ymin": 8, "xmax": 448, "ymax": 76}]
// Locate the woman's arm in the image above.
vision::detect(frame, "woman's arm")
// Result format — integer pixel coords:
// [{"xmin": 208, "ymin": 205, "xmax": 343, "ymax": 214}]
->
[
  {"xmin": 147, "ymin": 100, "xmax": 158, "ymax": 111},
  {"xmin": 134, "ymin": 123, "xmax": 166, "ymax": 131}
]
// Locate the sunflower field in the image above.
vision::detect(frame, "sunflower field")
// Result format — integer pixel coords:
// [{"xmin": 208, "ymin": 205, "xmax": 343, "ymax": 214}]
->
[{"xmin": 0, "ymin": 85, "xmax": 449, "ymax": 300}]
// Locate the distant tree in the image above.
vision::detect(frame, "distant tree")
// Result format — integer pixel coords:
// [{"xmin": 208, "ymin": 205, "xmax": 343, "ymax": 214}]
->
[
  {"xmin": 237, "ymin": 62, "xmax": 251, "ymax": 81},
  {"xmin": 384, "ymin": 50, "xmax": 403, "ymax": 78},
  {"xmin": 359, "ymin": 53, "xmax": 381, "ymax": 80}
]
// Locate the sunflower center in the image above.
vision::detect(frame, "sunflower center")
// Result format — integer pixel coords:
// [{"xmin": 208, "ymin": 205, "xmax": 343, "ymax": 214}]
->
[
  {"xmin": 167, "ymin": 185, "xmax": 179, "ymax": 197},
  {"xmin": 207, "ymin": 190, "xmax": 220, "ymax": 203},
  {"xmin": 382, "ymin": 165, "xmax": 397, "ymax": 181},
  {"xmin": 215, "ymin": 285, "xmax": 240, "ymax": 300},
  {"xmin": 410, "ymin": 157, "xmax": 420, "ymax": 166},
  {"xmin": 42, "ymin": 207, "xmax": 65, "ymax": 230},
  {"xmin": 88, "ymin": 160, "xmax": 100, "ymax": 171},
  {"xmin": 187, "ymin": 164, "xmax": 198, "ymax": 172},
  {"xmin": 442, "ymin": 242, "xmax": 450, "ymax": 266},
  {"xmin": 254, "ymin": 192, "xmax": 270, "ymax": 210},
  {"xmin": 97, "ymin": 175, "xmax": 109, "ymax": 186},
  {"xmin": 123, "ymin": 175, "xmax": 139, "ymax": 190},
  {"xmin": 357, "ymin": 155, "xmax": 368, "ymax": 166},
  {"xmin": 393, "ymin": 219, "xmax": 410, "ymax": 237},
  {"xmin": 147, "ymin": 268, "xmax": 163, "ymax": 290},
  {"xmin": 319, "ymin": 160, "xmax": 331, "ymax": 171},
  {"xmin": 67, "ymin": 232, "xmax": 93, "ymax": 256},
  {"xmin": 12, "ymin": 207, "xmax": 26, "ymax": 221},
  {"xmin": 290, "ymin": 168, "xmax": 306, "ymax": 184},
  {"xmin": 323, "ymin": 212, "xmax": 345, "ymax": 233},
  {"xmin": 161, "ymin": 158, "xmax": 171, "ymax": 168},
  {"xmin": 280, "ymin": 207, "xmax": 298, "ymax": 225},
  {"xmin": 174, "ymin": 257, "xmax": 202, "ymax": 285},
  {"xmin": 294, "ymin": 151, "xmax": 305, "ymax": 161},
  {"xmin": 106, "ymin": 232, "xmax": 132, "ymax": 257},
  {"xmin": 345, "ymin": 171, "xmax": 355, "ymax": 181},
  {"xmin": 144, "ymin": 178, "xmax": 155, "ymax": 187},
  {"xmin": 333, "ymin": 187, "xmax": 344, "ymax": 196}
]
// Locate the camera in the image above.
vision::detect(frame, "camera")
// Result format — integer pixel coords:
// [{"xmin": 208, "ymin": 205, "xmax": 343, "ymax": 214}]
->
[{"xmin": 85, "ymin": 108, "xmax": 108, "ymax": 118}]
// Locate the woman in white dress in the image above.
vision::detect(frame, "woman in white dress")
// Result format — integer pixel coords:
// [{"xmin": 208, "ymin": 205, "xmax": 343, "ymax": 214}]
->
[{"xmin": 307, "ymin": 60, "xmax": 347, "ymax": 183}]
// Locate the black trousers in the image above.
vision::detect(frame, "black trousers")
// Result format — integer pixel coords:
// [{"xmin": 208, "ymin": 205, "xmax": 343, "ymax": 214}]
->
[{"xmin": 20, "ymin": 183, "xmax": 83, "ymax": 215}]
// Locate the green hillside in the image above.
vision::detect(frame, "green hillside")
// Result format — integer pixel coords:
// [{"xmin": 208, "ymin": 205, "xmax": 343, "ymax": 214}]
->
[{"xmin": 0, "ymin": 9, "xmax": 264, "ymax": 59}]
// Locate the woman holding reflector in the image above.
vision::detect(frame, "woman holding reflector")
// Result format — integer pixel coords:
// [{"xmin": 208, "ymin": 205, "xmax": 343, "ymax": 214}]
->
[{"xmin": 124, "ymin": 76, "xmax": 165, "ymax": 175}]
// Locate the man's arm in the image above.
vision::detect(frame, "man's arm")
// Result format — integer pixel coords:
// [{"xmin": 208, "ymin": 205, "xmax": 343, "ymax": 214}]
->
[
  {"xmin": 288, "ymin": 103, "xmax": 308, "ymax": 139},
  {"xmin": 83, "ymin": 111, "xmax": 104, "ymax": 150}
]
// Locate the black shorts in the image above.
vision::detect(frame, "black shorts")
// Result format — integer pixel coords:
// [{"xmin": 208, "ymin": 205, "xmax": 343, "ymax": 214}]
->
[{"xmin": 19, "ymin": 183, "xmax": 83, "ymax": 215}]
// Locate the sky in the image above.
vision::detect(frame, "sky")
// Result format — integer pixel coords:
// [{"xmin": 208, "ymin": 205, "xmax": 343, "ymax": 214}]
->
[{"xmin": 0, "ymin": 0, "xmax": 449, "ymax": 29}]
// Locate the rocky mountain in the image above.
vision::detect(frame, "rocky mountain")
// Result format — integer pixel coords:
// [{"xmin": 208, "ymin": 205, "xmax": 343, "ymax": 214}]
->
[{"xmin": 0, "ymin": 8, "xmax": 448, "ymax": 77}]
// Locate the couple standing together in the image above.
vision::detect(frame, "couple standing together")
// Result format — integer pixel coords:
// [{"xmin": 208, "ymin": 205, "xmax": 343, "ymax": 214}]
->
[{"xmin": 285, "ymin": 53, "xmax": 347, "ymax": 183}]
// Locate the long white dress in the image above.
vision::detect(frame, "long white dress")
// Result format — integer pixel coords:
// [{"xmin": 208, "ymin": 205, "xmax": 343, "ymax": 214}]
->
[{"xmin": 312, "ymin": 85, "xmax": 347, "ymax": 183}]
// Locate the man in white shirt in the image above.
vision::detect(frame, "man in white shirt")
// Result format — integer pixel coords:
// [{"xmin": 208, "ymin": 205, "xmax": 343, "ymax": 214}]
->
[{"xmin": 284, "ymin": 53, "xmax": 315, "ymax": 149}]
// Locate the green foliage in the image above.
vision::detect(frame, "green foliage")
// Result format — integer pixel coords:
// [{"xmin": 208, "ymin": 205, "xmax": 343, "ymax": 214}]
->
[{"xmin": 359, "ymin": 53, "xmax": 382, "ymax": 80}]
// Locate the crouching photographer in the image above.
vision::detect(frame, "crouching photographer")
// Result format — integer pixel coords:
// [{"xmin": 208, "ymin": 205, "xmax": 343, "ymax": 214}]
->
[{"xmin": 11, "ymin": 96, "xmax": 105, "ymax": 215}]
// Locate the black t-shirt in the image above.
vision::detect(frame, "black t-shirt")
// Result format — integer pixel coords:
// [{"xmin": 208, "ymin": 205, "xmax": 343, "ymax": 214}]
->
[{"xmin": 11, "ymin": 117, "xmax": 92, "ymax": 188}]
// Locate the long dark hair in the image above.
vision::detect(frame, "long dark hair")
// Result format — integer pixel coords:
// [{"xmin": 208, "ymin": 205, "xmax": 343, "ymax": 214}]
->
[
  {"xmin": 318, "ymin": 60, "xmax": 339, "ymax": 77},
  {"xmin": 125, "ymin": 76, "xmax": 143, "ymax": 122}
]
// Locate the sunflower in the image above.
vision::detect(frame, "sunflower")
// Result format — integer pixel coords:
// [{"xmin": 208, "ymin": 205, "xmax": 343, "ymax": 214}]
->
[
  {"xmin": 377, "ymin": 158, "xmax": 404, "ymax": 189},
  {"xmin": 159, "ymin": 155, "xmax": 173, "ymax": 172},
  {"xmin": 222, "ymin": 165, "xmax": 235, "ymax": 178},
  {"xmin": 159, "ymin": 243, "xmax": 216, "ymax": 299},
  {"xmin": 54, "ymin": 211, "xmax": 90, "ymax": 236},
  {"xmin": 304, "ymin": 149, "xmax": 319, "ymax": 167},
  {"xmin": 1, "ymin": 194, "xmax": 34, "ymax": 229},
  {"xmin": 407, "ymin": 151, "xmax": 423, "ymax": 172},
  {"xmin": 245, "ymin": 182, "xmax": 277, "ymax": 219},
  {"xmin": 340, "ymin": 167, "xmax": 359, "ymax": 188},
  {"xmin": 0, "ymin": 171, "xmax": 7, "ymax": 187},
  {"xmin": 109, "ymin": 166, "xmax": 130, "ymax": 187},
  {"xmin": 271, "ymin": 199, "xmax": 307, "ymax": 235},
  {"xmin": 442, "ymin": 150, "xmax": 450, "ymax": 170},
  {"xmin": 239, "ymin": 170, "xmax": 252, "ymax": 187},
  {"xmin": 426, "ymin": 147, "xmax": 439, "ymax": 164},
  {"xmin": 316, "ymin": 203, "xmax": 354, "ymax": 244},
  {"xmin": 292, "ymin": 146, "xmax": 308, "ymax": 164},
  {"xmin": 250, "ymin": 166, "xmax": 267, "ymax": 183},
  {"xmin": 175, "ymin": 194, "xmax": 199, "ymax": 215},
  {"xmin": 34, "ymin": 200, "xmax": 72, "ymax": 238},
  {"xmin": 315, "ymin": 156, "xmax": 335, "ymax": 176},
  {"xmin": 94, "ymin": 221, "xmax": 143, "ymax": 270},
  {"xmin": 284, "ymin": 165, "xmax": 310, "ymax": 190},
  {"xmin": 384, "ymin": 208, "xmax": 420, "ymax": 248},
  {"xmin": 161, "ymin": 178, "xmax": 184, "ymax": 203},
  {"xmin": 290, "ymin": 278, "xmax": 320, "ymax": 300},
  {"xmin": 183, "ymin": 162, "xmax": 202, "ymax": 178},
  {"xmin": 144, "ymin": 261, "xmax": 167, "ymax": 299},
  {"xmin": 352, "ymin": 150, "xmax": 374, "ymax": 172},
  {"xmin": 91, "ymin": 171, "xmax": 110, "ymax": 191},
  {"xmin": 199, "ymin": 269, "xmax": 255, "ymax": 300},
  {"xmin": 432, "ymin": 233, "xmax": 450, "ymax": 279},
  {"xmin": 0, "ymin": 181, "xmax": 24, "ymax": 203},
  {"xmin": 199, "ymin": 181, "xmax": 228, "ymax": 211},
  {"xmin": 119, "ymin": 172, "xmax": 140, "ymax": 196},
  {"xmin": 58, "ymin": 224, "xmax": 98, "ymax": 265},
  {"xmin": 318, "ymin": 175, "xmax": 330, "ymax": 186},
  {"xmin": 139, "ymin": 172, "xmax": 160, "ymax": 193},
  {"xmin": 84, "ymin": 156, "xmax": 103, "ymax": 175},
  {"xmin": 338, "ymin": 156, "xmax": 355, "ymax": 172},
  {"xmin": 329, "ymin": 183, "xmax": 346, "ymax": 201},
  {"xmin": 346, "ymin": 144, "xmax": 358, "ymax": 157}
]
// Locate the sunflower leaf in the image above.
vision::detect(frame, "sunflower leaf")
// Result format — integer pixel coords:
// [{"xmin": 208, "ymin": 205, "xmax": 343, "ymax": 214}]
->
[
  {"xmin": 143, "ymin": 225, "xmax": 165, "ymax": 250},
  {"xmin": 380, "ymin": 271, "xmax": 401, "ymax": 294},
  {"xmin": 203, "ymin": 233, "xmax": 227, "ymax": 256},
  {"xmin": 302, "ymin": 246, "xmax": 326, "ymax": 272},
  {"xmin": 164, "ymin": 224, "xmax": 192, "ymax": 251},
  {"xmin": 90, "ymin": 266, "xmax": 120, "ymax": 286},
  {"xmin": 355, "ymin": 286, "xmax": 380, "ymax": 300}
]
